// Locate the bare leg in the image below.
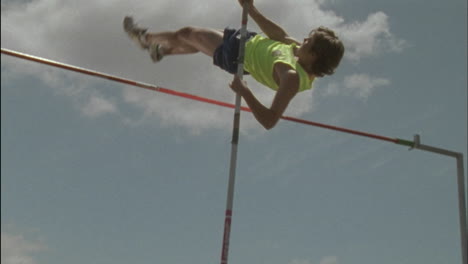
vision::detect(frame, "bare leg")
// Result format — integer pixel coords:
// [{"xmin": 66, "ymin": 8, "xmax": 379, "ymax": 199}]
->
[{"xmin": 145, "ymin": 27, "xmax": 223, "ymax": 57}]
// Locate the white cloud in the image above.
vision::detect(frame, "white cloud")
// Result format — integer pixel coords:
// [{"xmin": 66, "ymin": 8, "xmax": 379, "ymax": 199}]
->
[
  {"xmin": 323, "ymin": 73, "xmax": 390, "ymax": 99},
  {"xmin": 2, "ymin": 56, "xmax": 118, "ymax": 119},
  {"xmin": 289, "ymin": 260, "xmax": 313, "ymax": 264},
  {"xmin": 1, "ymin": 0, "xmax": 404, "ymax": 133},
  {"xmin": 336, "ymin": 12, "xmax": 407, "ymax": 61},
  {"xmin": 343, "ymin": 74, "xmax": 390, "ymax": 99},
  {"xmin": 1, "ymin": 232, "xmax": 47, "ymax": 264},
  {"xmin": 320, "ymin": 256, "xmax": 338, "ymax": 264},
  {"xmin": 288, "ymin": 256, "xmax": 338, "ymax": 264},
  {"xmin": 81, "ymin": 96, "xmax": 117, "ymax": 118},
  {"xmin": 284, "ymin": 1, "xmax": 406, "ymax": 61}
]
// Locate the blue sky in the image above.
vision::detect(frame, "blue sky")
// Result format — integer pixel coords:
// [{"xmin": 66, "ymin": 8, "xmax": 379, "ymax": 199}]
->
[{"xmin": 1, "ymin": 0, "xmax": 467, "ymax": 264}]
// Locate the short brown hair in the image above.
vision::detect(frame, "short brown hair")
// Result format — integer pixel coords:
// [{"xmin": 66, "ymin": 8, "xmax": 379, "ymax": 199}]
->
[{"xmin": 309, "ymin": 26, "xmax": 345, "ymax": 77}]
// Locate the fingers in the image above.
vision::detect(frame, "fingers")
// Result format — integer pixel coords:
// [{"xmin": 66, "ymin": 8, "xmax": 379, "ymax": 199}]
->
[
  {"xmin": 238, "ymin": 0, "xmax": 253, "ymax": 7},
  {"xmin": 229, "ymin": 75, "xmax": 247, "ymax": 95},
  {"xmin": 232, "ymin": 75, "xmax": 244, "ymax": 86}
]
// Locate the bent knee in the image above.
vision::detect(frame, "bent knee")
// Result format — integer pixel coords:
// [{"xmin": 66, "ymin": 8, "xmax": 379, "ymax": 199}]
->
[{"xmin": 176, "ymin": 26, "xmax": 198, "ymax": 41}]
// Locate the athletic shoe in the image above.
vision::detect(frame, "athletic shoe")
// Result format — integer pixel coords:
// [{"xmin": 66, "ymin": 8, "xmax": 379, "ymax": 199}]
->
[
  {"xmin": 148, "ymin": 43, "xmax": 164, "ymax": 62},
  {"xmin": 123, "ymin": 16, "xmax": 149, "ymax": 49}
]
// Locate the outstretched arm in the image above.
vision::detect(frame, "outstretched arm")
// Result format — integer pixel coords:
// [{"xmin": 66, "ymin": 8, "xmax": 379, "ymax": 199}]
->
[
  {"xmin": 229, "ymin": 64, "xmax": 299, "ymax": 130},
  {"xmin": 238, "ymin": 0, "xmax": 300, "ymax": 45}
]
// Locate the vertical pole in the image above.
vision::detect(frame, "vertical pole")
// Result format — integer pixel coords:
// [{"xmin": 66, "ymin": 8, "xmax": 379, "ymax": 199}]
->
[
  {"xmin": 455, "ymin": 154, "xmax": 467, "ymax": 264},
  {"xmin": 220, "ymin": 3, "xmax": 249, "ymax": 264},
  {"xmin": 412, "ymin": 135, "xmax": 467, "ymax": 264}
]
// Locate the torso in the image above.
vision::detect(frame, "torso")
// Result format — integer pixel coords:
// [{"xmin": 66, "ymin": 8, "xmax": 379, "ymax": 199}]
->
[{"xmin": 244, "ymin": 35, "xmax": 315, "ymax": 92}]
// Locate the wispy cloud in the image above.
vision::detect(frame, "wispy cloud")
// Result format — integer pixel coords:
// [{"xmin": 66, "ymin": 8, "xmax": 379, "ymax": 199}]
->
[
  {"xmin": 337, "ymin": 12, "xmax": 407, "ymax": 61},
  {"xmin": 289, "ymin": 260, "xmax": 313, "ymax": 264},
  {"xmin": 319, "ymin": 256, "xmax": 338, "ymax": 264},
  {"xmin": 81, "ymin": 96, "xmax": 118, "ymax": 118},
  {"xmin": 288, "ymin": 256, "xmax": 338, "ymax": 264},
  {"xmin": 2, "ymin": 56, "xmax": 118, "ymax": 119},
  {"xmin": 1, "ymin": 0, "xmax": 405, "ymax": 133},
  {"xmin": 323, "ymin": 73, "xmax": 391, "ymax": 100},
  {"xmin": 1, "ymin": 232, "xmax": 47, "ymax": 264},
  {"xmin": 287, "ymin": 1, "xmax": 406, "ymax": 61}
]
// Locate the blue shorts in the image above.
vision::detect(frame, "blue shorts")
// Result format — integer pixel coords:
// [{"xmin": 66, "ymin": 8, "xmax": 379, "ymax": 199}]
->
[{"xmin": 213, "ymin": 27, "xmax": 257, "ymax": 74}]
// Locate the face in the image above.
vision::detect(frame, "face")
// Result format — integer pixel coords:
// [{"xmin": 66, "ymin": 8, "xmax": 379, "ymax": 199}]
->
[
  {"xmin": 301, "ymin": 36, "xmax": 314, "ymax": 51},
  {"xmin": 297, "ymin": 35, "xmax": 317, "ymax": 65}
]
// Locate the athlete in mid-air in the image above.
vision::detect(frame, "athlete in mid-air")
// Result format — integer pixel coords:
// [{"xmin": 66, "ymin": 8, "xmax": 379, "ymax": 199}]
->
[{"xmin": 123, "ymin": 0, "xmax": 344, "ymax": 129}]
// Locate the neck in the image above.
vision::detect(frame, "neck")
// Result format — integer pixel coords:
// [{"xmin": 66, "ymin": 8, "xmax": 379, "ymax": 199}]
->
[
  {"xmin": 298, "ymin": 60, "xmax": 315, "ymax": 79},
  {"xmin": 293, "ymin": 46, "xmax": 300, "ymax": 57},
  {"xmin": 293, "ymin": 47, "xmax": 315, "ymax": 79}
]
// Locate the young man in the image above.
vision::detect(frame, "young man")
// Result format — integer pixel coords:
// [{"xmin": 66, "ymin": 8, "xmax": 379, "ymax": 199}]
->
[{"xmin": 123, "ymin": 0, "xmax": 344, "ymax": 130}]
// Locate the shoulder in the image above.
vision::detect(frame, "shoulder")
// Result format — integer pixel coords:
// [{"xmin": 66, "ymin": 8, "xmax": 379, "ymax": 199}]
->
[
  {"xmin": 282, "ymin": 36, "xmax": 301, "ymax": 46},
  {"xmin": 272, "ymin": 35, "xmax": 301, "ymax": 46}
]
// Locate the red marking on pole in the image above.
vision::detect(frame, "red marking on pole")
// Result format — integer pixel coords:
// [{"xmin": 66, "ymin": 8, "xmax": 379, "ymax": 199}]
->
[{"xmin": 221, "ymin": 210, "xmax": 233, "ymax": 264}]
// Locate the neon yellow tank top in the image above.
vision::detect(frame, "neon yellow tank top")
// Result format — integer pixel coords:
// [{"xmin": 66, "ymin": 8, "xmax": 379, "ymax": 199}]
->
[{"xmin": 244, "ymin": 35, "xmax": 314, "ymax": 92}]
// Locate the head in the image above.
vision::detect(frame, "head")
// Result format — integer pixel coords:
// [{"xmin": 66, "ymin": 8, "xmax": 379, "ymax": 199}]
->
[{"xmin": 299, "ymin": 26, "xmax": 345, "ymax": 77}]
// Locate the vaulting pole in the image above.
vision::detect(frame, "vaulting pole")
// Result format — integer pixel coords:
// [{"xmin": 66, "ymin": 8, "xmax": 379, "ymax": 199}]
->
[{"xmin": 220, "ymin": 3, "xmax": 249, "ymax": 264}]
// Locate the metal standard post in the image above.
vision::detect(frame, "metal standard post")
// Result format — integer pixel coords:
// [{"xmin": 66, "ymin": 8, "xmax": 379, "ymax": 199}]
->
[
  {"xmin": 411, "ymin": 135, "xmax": 467, "ymax": 264},
  {"xmin": 456, "ymin": 154, "xmax": 467, "ymax": 264},
  {"xmin": 220, "ymin": 3, "xmax": 249, "ymax": 264}
]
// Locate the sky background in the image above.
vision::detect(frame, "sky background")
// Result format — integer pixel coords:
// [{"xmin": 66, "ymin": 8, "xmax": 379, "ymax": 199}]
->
[{"xmin": 1, "ymin": 0, "xmax": 467, "ymax": 264}]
